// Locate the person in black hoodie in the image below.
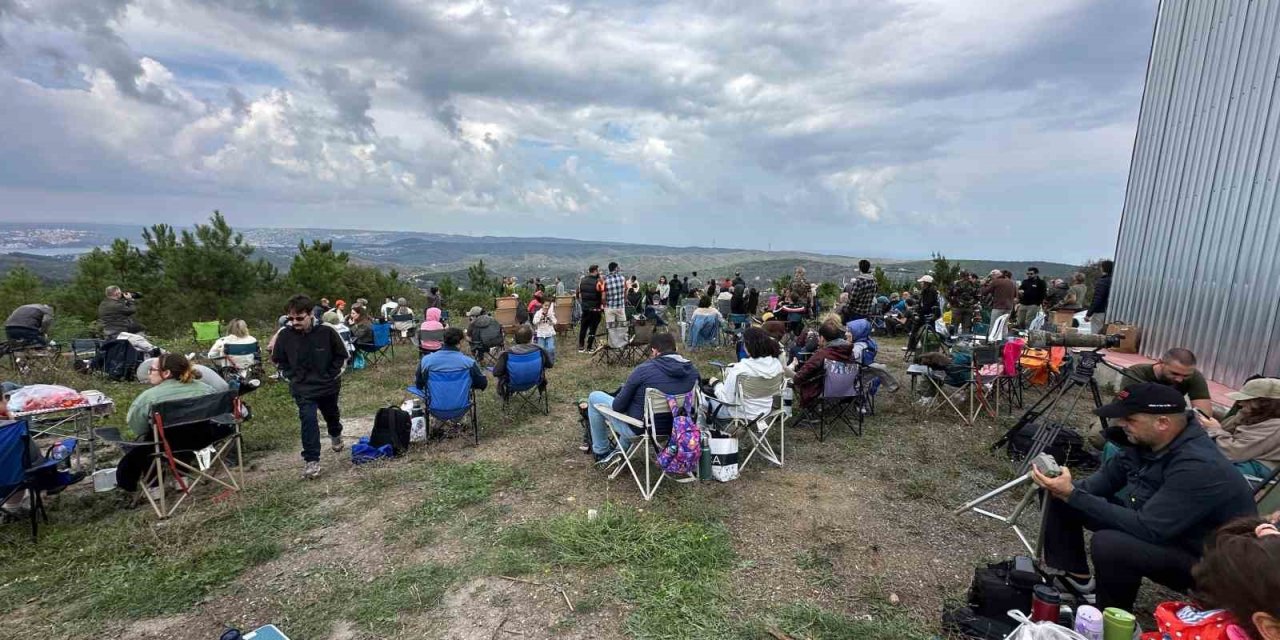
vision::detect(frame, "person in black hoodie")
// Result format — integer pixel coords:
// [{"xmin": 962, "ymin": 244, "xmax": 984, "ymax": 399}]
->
[
  {"xmin": 584, "ymin": 332, "xmax": 699, "ymax": 465},
  {"xmin": 272, "ymin": 294, "xmax": 350, "ymax": 480},
  {"xmin": 577, "ymin": 265, "xmax": 604, "ymax": 352},
  {"xmin": 1031, "ymin": 383, "xmax": 1256, "ymax": 610}
]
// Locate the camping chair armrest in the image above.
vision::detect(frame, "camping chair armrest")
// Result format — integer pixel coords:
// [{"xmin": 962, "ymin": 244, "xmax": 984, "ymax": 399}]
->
[
  {"xmin": 26, "ymin": 458, "xmax": 61, "ymax": 474},
  {"xmin": 592, "ymin": 404, "xmax": 644, "ymax": 429}
]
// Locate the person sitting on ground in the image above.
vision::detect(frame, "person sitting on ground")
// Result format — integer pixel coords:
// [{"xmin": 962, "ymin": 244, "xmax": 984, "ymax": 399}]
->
[
  {"xmin": 1029, "ymin": 383, "xmax": 1256, "ymax": 611},
  {"xmin": 391, "ymin": 297, "xmax": 416, "ymax": 337},
  {"xmin": 792, "ymin": 317, "xmax": 854, "ymax": 409},
  {"xmin": 704, "ymin": 327, "xmax": 788, "ymax": 426},
  {"xmin": 115, "ymin": 353, "xmax": 220, "ymax": 495},
  {"xmin": 207, "ymin": 319, "xmax": 258, "ymax": 376},
  {"xmin": 348, "ymin": 305, "xmax": 374, "ymax": 345},
  {"xmin": 98, "ymin": 285, "xmax": 144, "ymax": 339},
  {"xmin": 4, "ymin": 303, "xmax": 54, "ymax": 346},
  {"xmin": 465, "ymin": 306, "xmax": 504, "ymax": 358},
  {"xmin": 585, "ymin": 332, "xmax": 699, "ymax": 466},
  {"xmin": 1199, "ymin": 378, "xmax": 1280, "ymax": 479},
  {"xmin": 413, "ymin": 327, "xmax": 488, "ymax": 402},
  {"xmin": 418, "ymin": 307, "xmax": 447, "ymax": 352},
  {"xmin": 322, "ymin": 310, "xmax": 355, "ymax": 356},
  {"xmin": 1122, "ymin": 347, "xmax": 1214, "ymax": 417},
  {"xmin": 492, "ymin": 325, "xmax": 552, "ymax": 398},
  {"xmin": 1191, "ymin": 516, "xmax": 1280, "ymax": 640}
]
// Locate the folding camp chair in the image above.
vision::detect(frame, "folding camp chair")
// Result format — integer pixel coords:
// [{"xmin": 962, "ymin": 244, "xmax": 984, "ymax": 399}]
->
[
  {"xmin": 99, "ymin": 391, "xmax": 243, "ymax": 519},
  {"xmin": 714, "ymin": 373, "xmax": 787, "ymax": 470},
  {"xmin": 0, "ymin": 419, "xmax": 83, "ymax": 541},
  {"xmin": 685, "ymin": 314, "xmax": 721, "ymax": 350},
  {"xmin": 620, "ymin": 319, "xmax": 655, "ymax": 365},
  {"xmin": 907, "ymin": 353, "xmax": 983, "ymax": 427},
  {"xmin": 986, "ymin": 313, "xmax": 1011, "ymax": 342},
  {"xmin": 795, "ymin": 360, "xmax": 868, "ymax": 441},
  {"xmin": 593, "ymin": 388, "xmax": 700, "ymax": 501},
  {"xmin": 192, "ymin": 320, "xmax": 221, "ymax": 345},
  {"xmin": 390, "ymin": 312, "xmax": 416, "ymax": 345},
  {"xmin": 419, "ymin": 328, "xmax": 445, "ymax": 357},
  {"xmin": 68, "ymin": 338, "xmax": 103, "ymax": 374},
  {"xmin": 213, "ymin": 341, "xmax": 264, "ymax": 380},
  {"xmin": 592, "ymin": 319, "xmax": 631, "ymax": 366},
  {"xmin": 500, "ymin": 349, "xmax": 549, "ymax": 415},
  {"xmin": 715, "ymin": 299, "xmax": 732, "ymax": 319},
  {"xmin": 408, "ymin": 368, "xmax": 480, "ymax": 445},
  {"xmin": 357, "ymin": 322, "xmax": 394, "ymax": 365},
  {"xmin": 1256, "ymin": 465, "xmax": 1280, "ymax": 515}
]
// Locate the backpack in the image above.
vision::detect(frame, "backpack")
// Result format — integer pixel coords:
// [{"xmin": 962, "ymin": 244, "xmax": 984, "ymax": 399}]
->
[
  {"xmin": 369, "ymin": 406, "xmax": 411, "ymax": 455},
  {"xmin": 656, "ymin": 393, "xmax": 700, "ymax": 475},
  {"xmin": 1003, "ymin": 422, "xmax": 1096, "ymax": 469},
  {"xmin": 94, "ymin": 339, "xmax": 146, "ymax": 381}
]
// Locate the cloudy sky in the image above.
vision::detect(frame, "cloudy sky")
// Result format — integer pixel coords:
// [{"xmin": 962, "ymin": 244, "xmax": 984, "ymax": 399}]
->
[{"xmin": 0, "ymin": 0, "xmax": 1157, "ymax": 262}]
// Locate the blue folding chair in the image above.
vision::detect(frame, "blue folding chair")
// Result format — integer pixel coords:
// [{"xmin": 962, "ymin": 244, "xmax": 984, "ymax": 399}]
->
[
  {"xmin": 357, "ymin": 322, "xmax": 394, "ymax": 365},
  {"xmin": 1, "ymin": 419, "xmax": 82, "ymax": 542},
  {"xmin": 501, "ymin": 350, "xmax": 548, "ymax": 415},
  {"xmin": 407, "ymin": 368, "xmax": 479, "ymax": 444}
]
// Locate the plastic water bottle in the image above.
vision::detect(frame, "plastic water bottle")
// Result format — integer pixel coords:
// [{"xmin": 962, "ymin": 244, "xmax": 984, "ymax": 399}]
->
[{"xmin": 49, "ymin": 439, "xmax": 73, "ymax": 462}]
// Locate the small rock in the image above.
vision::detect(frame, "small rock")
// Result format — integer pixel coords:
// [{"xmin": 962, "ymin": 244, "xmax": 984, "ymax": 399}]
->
[{"xmin": 889, "ymin": 593, "xmax": 900, "ymax": 605}]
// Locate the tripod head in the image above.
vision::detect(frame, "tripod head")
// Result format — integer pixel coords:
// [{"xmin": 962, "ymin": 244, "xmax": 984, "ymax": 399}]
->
[{"xmin": 1067, "ymin": 348, "xmax": 1106, "ymax": 385}]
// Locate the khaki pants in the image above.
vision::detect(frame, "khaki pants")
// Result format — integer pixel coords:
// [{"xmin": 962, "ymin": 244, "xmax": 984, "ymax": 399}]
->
[
  {"xmin": 1016, "ymin": 304, "xmax": 1040, "ymax": 329},
  {"xmin": 604, "ymin": 307, "xmax": 627, "ymax": 327}
]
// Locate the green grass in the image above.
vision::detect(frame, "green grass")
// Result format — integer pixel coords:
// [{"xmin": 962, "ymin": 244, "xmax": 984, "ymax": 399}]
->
[{"xmin": 388, "ymin": 461, "xmax": 530, "ymax": 543}]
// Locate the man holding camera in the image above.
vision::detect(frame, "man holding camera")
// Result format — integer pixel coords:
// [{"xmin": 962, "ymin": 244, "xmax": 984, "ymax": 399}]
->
[
  {"xmin": 98, "ymin": 285, "xmax": 144, "ymax": 339},
  {"xmin": 1030, "ymin": 383, "xmax": 1255, "ymax": 610}
]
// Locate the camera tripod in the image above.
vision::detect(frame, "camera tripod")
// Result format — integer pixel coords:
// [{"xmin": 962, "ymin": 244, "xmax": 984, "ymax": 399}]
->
[{"xmin": 955, "ymin": 349, "xmax": 1112, "ymax": 554}]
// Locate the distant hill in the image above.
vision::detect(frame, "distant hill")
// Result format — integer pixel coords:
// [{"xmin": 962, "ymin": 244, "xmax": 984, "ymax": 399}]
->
[{"xmin": 0, "ymin": 253, "xmax": 77, "ymax": 282}]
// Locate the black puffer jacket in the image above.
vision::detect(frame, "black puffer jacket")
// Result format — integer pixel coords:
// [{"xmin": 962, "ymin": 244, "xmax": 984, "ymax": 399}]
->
[{"xmin": 578, "ymin": 274, "xmax": 602, "ymax": 311}]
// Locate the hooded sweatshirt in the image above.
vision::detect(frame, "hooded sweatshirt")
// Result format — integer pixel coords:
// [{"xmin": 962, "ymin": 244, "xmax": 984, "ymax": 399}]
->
[
  {"xmin": 467, "ymin": 314, "xmax": 503, "ymax": 349},
  {"xmin": 713, "ymin": 355, "xmax": 785, "ymax": 419},
  {"xmin": 793, "ymin": 339, "xmax": 853, "ymax": 407},
  {"xmin": 613, "ymin": 353, "xmax": 699, "ymax": 436},
  {"xmin": 419, "ymin": 307, "xmax": 445, "ymax": 350},
  {"xmin": 845, "ymin": 318, "xmax": 878, "ymax": 366}
]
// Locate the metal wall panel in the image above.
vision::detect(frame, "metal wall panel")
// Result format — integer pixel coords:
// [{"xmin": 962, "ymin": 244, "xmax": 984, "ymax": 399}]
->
[{"xmin": 1111, "ymin": 0, "xmax": 1280, "ymax": 389}]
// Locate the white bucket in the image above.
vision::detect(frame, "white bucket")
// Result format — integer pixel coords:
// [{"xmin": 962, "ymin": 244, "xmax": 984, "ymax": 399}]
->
[{"xmin": 92, "ymin": 467, "xmax": 117, "ymax": 492}]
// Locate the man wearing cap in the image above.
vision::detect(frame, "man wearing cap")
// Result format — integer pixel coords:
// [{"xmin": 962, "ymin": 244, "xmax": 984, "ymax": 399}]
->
[
  {"xmin": 1200, "ymin": 378, "xmax": 1280, "ymax": 478},
  {"xmin": 980, "ymin": 269, "xmax": 1017, "ymax": 325},
  {"xmin": 904, "ymin": 274, "xmax": 940, "ymax": 353},
  {"xmin": 1030, "ymin": 383, "xmax": 1255, "ymax": 610}
]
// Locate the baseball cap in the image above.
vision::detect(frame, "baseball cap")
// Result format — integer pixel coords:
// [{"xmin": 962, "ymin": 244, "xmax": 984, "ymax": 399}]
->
[
  {"xmin": 466, "ymin": 306, "xmax": 483, "ymax": 318},
  {"xmin": 1228, "ymin": 378, "xmax": 1280, "ymax": 402},
  {"xmin": 1095, "ymin": 383, "xmax": 1187, "ymax": 418},
  {"xmin": 917, "ymin": 275, "xmax": 934, "ymax": 284}
]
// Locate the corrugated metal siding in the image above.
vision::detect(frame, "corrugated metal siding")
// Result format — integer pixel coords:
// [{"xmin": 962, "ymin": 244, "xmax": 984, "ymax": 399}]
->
[{"xmin": 1111, "ymin": 0, "xmax": 1280, "ymax": 389}]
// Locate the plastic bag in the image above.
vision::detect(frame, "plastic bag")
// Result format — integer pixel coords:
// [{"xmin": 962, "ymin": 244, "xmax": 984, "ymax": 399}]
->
[
  {"xmin": 7, "ymin": 385, "xmax": 88, "ymax": 414},
  {"xmin": 1005, "ymin": 612, "xmax": 1088, "ymax": 640}
]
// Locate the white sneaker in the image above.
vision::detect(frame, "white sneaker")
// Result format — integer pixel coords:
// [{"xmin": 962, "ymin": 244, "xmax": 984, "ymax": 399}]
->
[{"xmin": 302, "ymin": 461, "xmax": 321, "ymax": 479}]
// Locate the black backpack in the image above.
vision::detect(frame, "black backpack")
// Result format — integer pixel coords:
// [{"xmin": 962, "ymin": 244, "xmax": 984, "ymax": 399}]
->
[
  {"xmin": 369, "ymin": 407, "xmax": 411, "ymax": 455},
  {"xmin": 942, "ymin": 557, "xmax": 1043, "ymax": 638},
  {"xmin": 1003, "ymin": 422, "xmax": 1096, "ymax": 469},
  {"xmin": 94, "ymin": 339, "xmax": 146, "ymax": 382}
]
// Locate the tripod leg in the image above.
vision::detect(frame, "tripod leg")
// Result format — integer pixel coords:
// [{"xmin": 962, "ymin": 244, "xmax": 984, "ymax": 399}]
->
[
  {"xmin": 1088, "ymin": 379, "xmax": 1108, "ymax": 436},
  {"xmin": 954, "ymin": 473, "xmax": 1032, "ymax": 514}
]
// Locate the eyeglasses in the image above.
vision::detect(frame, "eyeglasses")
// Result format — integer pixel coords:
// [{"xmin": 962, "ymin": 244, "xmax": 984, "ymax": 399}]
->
[
  {"xmin": 287, "ymin": 315, "xmax": 310, "ymax": 322},
  {"xmin": 149, "ymin": 367, "xmax": 161, "ymax": 373}
]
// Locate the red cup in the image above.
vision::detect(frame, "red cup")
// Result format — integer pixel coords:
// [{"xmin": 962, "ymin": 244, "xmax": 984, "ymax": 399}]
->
[{"xmin": 1031, "ymin": 584, "xmax": 1062, "ymax": 622}]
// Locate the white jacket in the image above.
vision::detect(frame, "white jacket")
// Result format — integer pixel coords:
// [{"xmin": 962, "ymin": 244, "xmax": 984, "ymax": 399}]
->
[
  {"xmin": 533, "ymin": 305, "xmax": 557, "ymax": 339},
  {"xmin": 712, "ymin": 356, "xmax": 785, "ymax": 419},
  {"xmin": 208, "ymin": 334, "xmax": 258, "ymax": 373}
]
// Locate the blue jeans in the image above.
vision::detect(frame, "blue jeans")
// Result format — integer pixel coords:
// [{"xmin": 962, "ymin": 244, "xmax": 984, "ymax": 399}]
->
[
  {"xmin": 536, "ymin": 335, "xmax": 556, "ymax": 365},
  {"xmin": 294, "ymin": 393, "xmax": 343, "ymax": 462},
  {"xmin": 587, "ymin": 390, "xmax": 637, "ymax": 455}
]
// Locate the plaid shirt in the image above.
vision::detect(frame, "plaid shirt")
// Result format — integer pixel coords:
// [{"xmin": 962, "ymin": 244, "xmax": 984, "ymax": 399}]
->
[
  {"xmin": 845, "ymin": 274, "xmax": 877, "ymax": 316},
  {"xmin": 603, "ymin": 272, "xmax": 627, "ymax": 309}
]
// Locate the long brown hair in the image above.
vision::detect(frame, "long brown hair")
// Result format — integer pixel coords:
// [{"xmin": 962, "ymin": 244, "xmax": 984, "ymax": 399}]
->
[
  {"xmin": 1237, "ymin": 398, "xmax": 1280, "ymax": 426},
  {"xmin": 1192, "ymin": 517, "xmax": 1280, "ymax": 639},
  {"xmin": 156, "ymin": 353, "xmax": 199, "ymax": 383}
]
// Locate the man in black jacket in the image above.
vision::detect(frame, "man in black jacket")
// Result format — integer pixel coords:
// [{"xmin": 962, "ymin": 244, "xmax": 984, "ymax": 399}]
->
[
  {"xmin": 1031, "ymin": 383, "xmax": 1255, "ymax": 610},
  {"xmin": 577, "ymin": 265, "xmax": 603, "ymax": 353},
  {"xmin": 1085, "ymin": 259, "xmax": 1113, "ymax": 335},
  {"xmin": 1016, "ymin": 266, "xmax": 1047, "ymax": 329},
  {"xmin": 272, "ymin": 294, "xmax": 350, "ymax": 479}
]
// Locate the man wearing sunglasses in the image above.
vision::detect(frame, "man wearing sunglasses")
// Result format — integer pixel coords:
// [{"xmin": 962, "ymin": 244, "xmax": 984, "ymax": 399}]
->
[{"xmin": 271, "ymin": 294, "xmax": 350, "ymax": 479}]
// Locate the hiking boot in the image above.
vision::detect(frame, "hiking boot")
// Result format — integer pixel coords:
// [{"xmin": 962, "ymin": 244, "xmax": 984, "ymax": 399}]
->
[
  {"xmin": 1049, "ymin": 574, "xmax": 1096, "ymax": 605},
  {"xmin": 302, "ymin": 461, "xmax": 321, "ymax": 479},
  {"xmin": 330, "ymin": 436, "xmax": 345, "ymax": 452}
]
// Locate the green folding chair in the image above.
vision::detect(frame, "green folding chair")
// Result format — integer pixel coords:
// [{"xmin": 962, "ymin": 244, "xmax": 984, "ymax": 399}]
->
[{"xmin": 192, "ymin": 321, "xmax": 221, "ymax": 344}]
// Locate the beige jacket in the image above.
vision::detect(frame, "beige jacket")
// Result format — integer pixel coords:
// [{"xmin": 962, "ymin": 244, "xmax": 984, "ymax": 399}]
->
[{"xmin": 1206, "ymin": 415, "xmax": 1280, "ymax": 470}]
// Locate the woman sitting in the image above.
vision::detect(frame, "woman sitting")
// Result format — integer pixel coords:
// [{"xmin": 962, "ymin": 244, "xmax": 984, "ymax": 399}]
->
[
  {"xmin": 418, "ymin": 307, "xmax": 447, "ymax": 353},
  {"xmin": 116, "ymin": 354, "xmax": 220, "ymax": 495},
  {"xmin": 1201, "ymin": 378, "xmax": 1280, "ymax": 479},
  {"xmin": 704, "ymin": 327, "xmax": 788, "ymax": 426},
  {"xmin": 690, "ymin": 295, "xmax": 723, "ymax": 322},
  {"xmin": 349, "ymin": 305, "xmax": 374, "ymax": 345},
  {"xmin": 207, "ymin": 319, "xmax": 258, "ymax": 376},
  {"xmin": 391, "ymin": 298, "xmax": 416, "ymax": 338},
  {"xmin": 323, "ymin": 310, "xmax": 355, "ymax": 356}
]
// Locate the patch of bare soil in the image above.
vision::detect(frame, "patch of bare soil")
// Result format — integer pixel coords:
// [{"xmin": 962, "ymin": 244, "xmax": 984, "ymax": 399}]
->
[{"xmin": 412, "ymin": 575, "xmax": 626, "ymax": 640}]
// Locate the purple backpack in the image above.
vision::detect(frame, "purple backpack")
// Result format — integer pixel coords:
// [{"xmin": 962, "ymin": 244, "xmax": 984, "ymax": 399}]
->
[{"xmin": 657, "ymin": 392, "xmax": 701, "ymax": 475}]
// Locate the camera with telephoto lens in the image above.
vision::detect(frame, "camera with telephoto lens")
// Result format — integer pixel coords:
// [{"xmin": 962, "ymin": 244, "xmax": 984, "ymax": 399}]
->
[
  {"xmin": 1026, "ymin": 330, "xmax": 1121, "ymax": 349},
  {"xmin": 126, "ymin": 291, "xmax": 143, "ymax": 300}
]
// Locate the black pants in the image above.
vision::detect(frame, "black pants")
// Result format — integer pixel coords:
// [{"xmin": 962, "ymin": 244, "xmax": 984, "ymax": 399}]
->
[
  {"xmin": 294, "ymin": 392, "xmax": 342, "ymax": 462},
  {"xmin": 1041, "ymin": 496, "xmax": 1198, "ymax": 610},
  {"xmin": 5, "ymin": 326, "xmax": 46, "ymax": 346},
  {"xmin": 579, "ymin": 309, "xmax": 602, "ymax": 350}
]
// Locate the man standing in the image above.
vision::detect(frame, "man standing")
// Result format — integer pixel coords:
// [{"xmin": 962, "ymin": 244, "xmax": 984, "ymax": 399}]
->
[
  {"xmin": 947, "ymin": 271, "xmax": 981, "ymax": 334},
  {"xmin": 1016, "ymin": 267, "xmax": 1047, "ymax": 328},
  {"xmin": 602, "ymin": 261, "xmax": 628, "ymax": 331},
  {"xmin": 1085, "ymin": 259, "xmax": 1113, "ymax": 335},
  {"xmin": 842, "ymin": 259, "xmax": 878, "ymax": 323},
  {"xmin": 1031, "ymin": 383, "xmax": 1254, "ymax": 610},
  {"xmin": 686, "ymin": 272, "xmax": 703, "ymax": 297},
  {"xmin": 554, "ymin": 277, "xmax": 566, "ymax": 297},
  {"xmin": 98, "ymin": 285, "xmax": 144, "ymax": 339},
  {"xmin": 1122, "ymin": 347, "xmax": 1214, "ymax": 417},
  {"xmin": 4, "ymin": 303, "xmax": 54, "ymax": 346},
  {"xmin": 577, "ymin": 265, "xmax": 604, "ymax": 352},
  {"xmin": 981, "ymin": 270, "xmax": 1017, "ymax": 325},
  {"xmin": 272, "ymin": 294, "xmax": 350, "ymax": 479},
  {"xmin": 905, "ymin": 275, "xmax": 941, "ymax": 352}
]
